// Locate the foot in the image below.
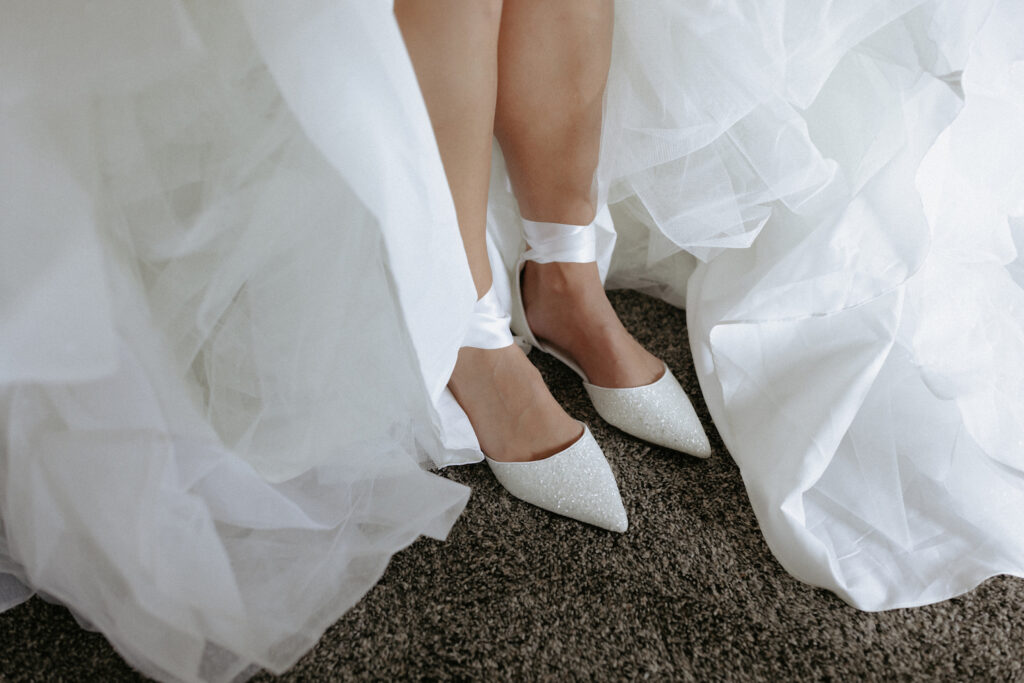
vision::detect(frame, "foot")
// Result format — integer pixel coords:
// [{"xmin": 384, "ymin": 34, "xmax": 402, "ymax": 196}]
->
[
  {"xmin": 522, "ymin": 260, "xmax": 664, "ymax": 388},
  {"xmin": 449, "ymin": 344, "xmax": 583, "ymax": 462}
]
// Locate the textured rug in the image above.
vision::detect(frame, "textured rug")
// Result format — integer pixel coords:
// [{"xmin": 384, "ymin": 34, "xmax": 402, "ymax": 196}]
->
[{"xmin": 2, "ymin": 291, "xmax": 1022, "ymax": 682}]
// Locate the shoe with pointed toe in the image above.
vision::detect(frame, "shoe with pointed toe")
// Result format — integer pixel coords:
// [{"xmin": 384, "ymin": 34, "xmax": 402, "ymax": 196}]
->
[
  {"xmin": 459, "ymin": 285, "xmax": 630, "ymax": 532},
  {"xmin": 510, "ymin": 218, "xmax": 711, "ymax": 458}
]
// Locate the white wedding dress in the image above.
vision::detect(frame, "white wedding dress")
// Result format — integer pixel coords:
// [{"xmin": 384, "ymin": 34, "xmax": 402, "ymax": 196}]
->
[{"xmin": 2, "ymin": 1, "xmax": 1022, "ymax": 681}]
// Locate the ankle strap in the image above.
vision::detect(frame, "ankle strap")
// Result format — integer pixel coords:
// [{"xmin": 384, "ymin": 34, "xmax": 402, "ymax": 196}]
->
[
  {"xmin": 522, "ymin": 219, "xmax": 596, "ymax": 264},
  {"xmin": 463, "ymin": 286, "xmax": 514, "ymax": 349}
]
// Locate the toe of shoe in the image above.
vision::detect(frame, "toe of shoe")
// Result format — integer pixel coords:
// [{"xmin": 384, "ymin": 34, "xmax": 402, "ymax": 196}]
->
[
  {"xmin": 486, "ymin": 425, "xmax": 629, "ymax": 533},
  {"xmin": 586, "ymin": 369, "xmax": 712, "ymax": 458}
]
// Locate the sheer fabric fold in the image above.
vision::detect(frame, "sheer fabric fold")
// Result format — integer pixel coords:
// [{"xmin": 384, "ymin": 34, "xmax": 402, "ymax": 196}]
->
[
  {"xmin": 2, "ymin": 3, "xmax": 471, "ymax": 681},
  {"xmin": 596, "ymin": 0, "xmax": 1024, "ymax": 610},
  {"xmin": 2, "ymin": 1, "xmax": 1023, "ymax": 681}
]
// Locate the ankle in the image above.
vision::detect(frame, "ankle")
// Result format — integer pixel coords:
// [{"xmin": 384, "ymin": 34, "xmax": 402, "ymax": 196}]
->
[
  {"xmin": 448, "ymin": 347, "xmax": 490, "ymax": 398},
  {"xmin": 447, "ymin": 345, "xmax": 581, "ymax": 462},
  {"xmin": 525, "ymin": 261, "xmax": 603, "ymax": 301},
  {"xmin": 449, "ymin": 345, "xmax": 541, "ymax": 409}
]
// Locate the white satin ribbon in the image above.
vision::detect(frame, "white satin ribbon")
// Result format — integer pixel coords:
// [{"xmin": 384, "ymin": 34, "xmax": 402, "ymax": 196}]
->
[
  {"xmin": 462, "ymin": 286, "xmax": 514, "ymax": 349},
  {"xmin": 522, "ymin": 219, "xmax": 597, "ymax": 264}
]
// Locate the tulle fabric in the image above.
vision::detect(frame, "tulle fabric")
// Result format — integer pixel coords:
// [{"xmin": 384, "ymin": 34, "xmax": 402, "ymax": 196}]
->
[
  {"xmin": 1, "ymin": 2, "xmax": 473, "ymax": 681},
  {"xmin": 595, "ymin": 0, "xmax": 1024, "ymax": 610},
  {"xmin": 2, "ymin": 0, "xmax": 1023, "ymax": 681}
]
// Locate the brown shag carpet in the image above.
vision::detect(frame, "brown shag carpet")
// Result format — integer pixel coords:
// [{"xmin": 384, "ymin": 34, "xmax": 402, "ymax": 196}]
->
[{"xmin": 1, "ymin": 291, "xmax": 1022, "ymax": 682}]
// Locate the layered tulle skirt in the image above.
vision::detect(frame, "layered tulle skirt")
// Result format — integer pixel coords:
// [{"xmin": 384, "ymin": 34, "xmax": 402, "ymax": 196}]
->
[{"xmin": 1, "ymin": 0, "xmax": 1022, "ymax": 681}]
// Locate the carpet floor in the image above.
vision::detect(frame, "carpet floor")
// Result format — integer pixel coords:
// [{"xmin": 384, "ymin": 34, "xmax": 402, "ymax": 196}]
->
[{"xmin": 2, "ymin": 290, "xmax": 1022, "ymax": 682}]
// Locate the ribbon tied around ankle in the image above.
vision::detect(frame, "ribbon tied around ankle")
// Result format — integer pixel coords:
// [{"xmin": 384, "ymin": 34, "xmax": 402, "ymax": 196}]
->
[
  {"xmin": 522, "ymin": 220, "xmax": 597, "ymax": 264},
  {"xmin": 463, "ymin": 286, "xmax": 514, "ymax": 350}
]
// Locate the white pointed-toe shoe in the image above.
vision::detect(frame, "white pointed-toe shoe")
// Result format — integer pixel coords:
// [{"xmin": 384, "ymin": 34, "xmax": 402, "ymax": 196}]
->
[
  {"xmin": 510, "ymin": 218, "xmax": 712, "ymax": 459},
  {"xmin": 486, "ymin": 423, "xmax": 628, "ymax": 533},
  {"xmin": 461, "ymin": 286, "xmax": 629, "ymax": 533}
]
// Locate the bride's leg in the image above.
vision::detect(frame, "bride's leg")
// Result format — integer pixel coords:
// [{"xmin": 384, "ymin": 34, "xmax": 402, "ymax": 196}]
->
[
  {"xmin": 394, "ymin": 0, "xmax": 498, "ymax": 297},
  {"xmin": 395, "ymin": 0, "xmax": 580, "ymax": 462},
  {"xmin": 495, "ymin": 0, "xmax": 663, "ymax": 389}
]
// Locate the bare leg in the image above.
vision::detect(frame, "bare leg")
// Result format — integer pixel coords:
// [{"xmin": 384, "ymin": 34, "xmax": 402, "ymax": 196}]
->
[
  {"xmin": 395, "ymin": 0, "xmax": 498, "ymax": 297},
  {"xmin": 495, "ymin": 0, "xmax": 663, "ymax": 388},
  {"xmin": 396, "ymin": 0, "xmax": 580, "ymax": 462}
]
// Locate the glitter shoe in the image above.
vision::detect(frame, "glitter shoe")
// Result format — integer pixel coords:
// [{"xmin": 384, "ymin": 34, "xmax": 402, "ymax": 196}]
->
[
  {"xmin": 486, "ymin": 423, "xmax": 628, "ymax": 533},
  {"xmin": 510, "ymin": 219, "xmax": 712, "ymax": 458},
  {"xmin": 462, "ymin": 286, "xmax": 629, "ymax": 533}
]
